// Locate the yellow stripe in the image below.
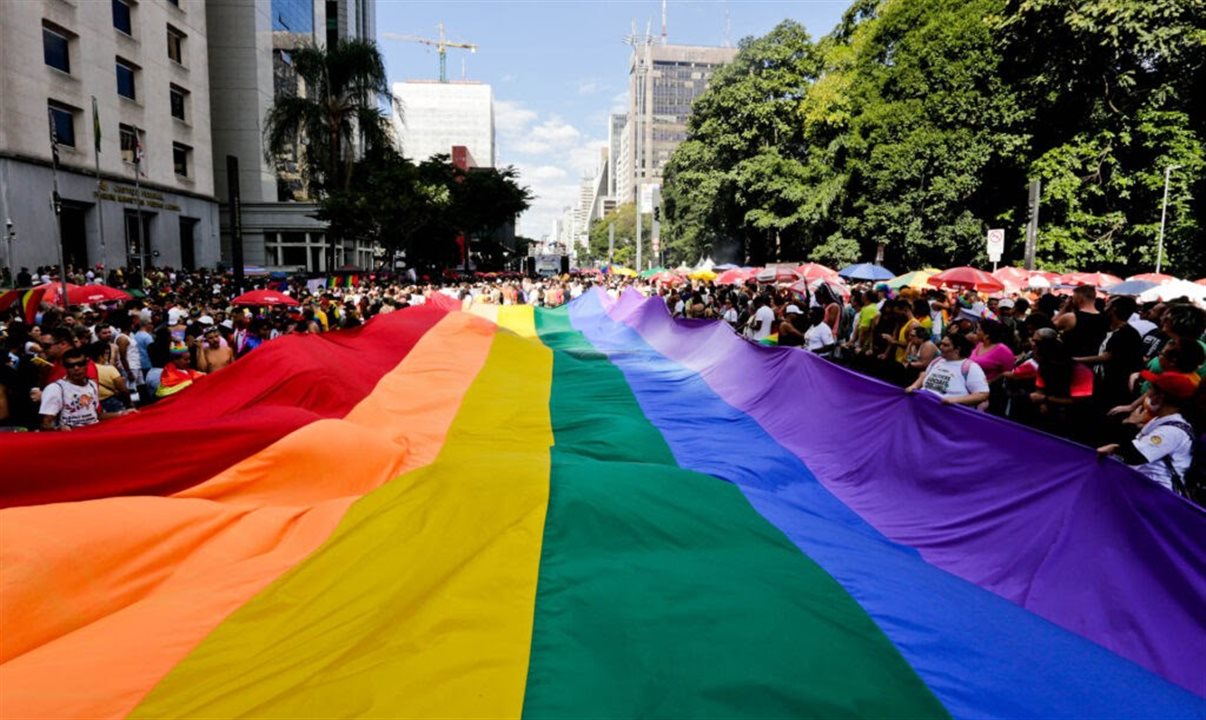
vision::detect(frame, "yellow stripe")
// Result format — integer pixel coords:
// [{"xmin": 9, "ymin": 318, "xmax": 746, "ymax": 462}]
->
[{"xmin": 131, "ymin": 311, "xmax": 554, "ymax": 719}]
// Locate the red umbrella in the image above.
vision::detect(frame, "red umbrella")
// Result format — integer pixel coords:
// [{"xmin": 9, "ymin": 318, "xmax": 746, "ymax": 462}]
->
[
  {"xmin": 1196, "ymin": 278, "xmax": 1206, "ymax": 287},
  {"xmin": 716, "ymin": 268, "xmax": 752, "ymax": 285},
  {"xmin": 1126, "ymin": 272, "xmax": 1176, "ymax": 285},
  {"xmin": 650, "ymin": 271, "xmax": 682, "ymax": 285},
  {"xmin": 755, "ymin": 266, "xmax": 801, "ymax": 283},
  {"xmin": 231, "ymin": 289, "xmax": 300, "ymax": 307},
  {"xmin": 794, "ymin": 263, "xmax": 838, "ymax": 282},
  {"xmin": 1031, "ymin": 271, "xmax": 1061, "ymax": 283},
  {"xmin": 927, "ymin": 267, "xmax": 1005, "ymax": 293},
  {"xmin": 37, "ymin": 282, "xmax": 132, "ymax": 306},
  {"xmin": 1058, "ymin": 272, "xmax": 1123, "ymax": 288}
]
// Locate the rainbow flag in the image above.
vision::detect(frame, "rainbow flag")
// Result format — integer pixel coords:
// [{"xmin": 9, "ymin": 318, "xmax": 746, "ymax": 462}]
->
[{"xmin": 1, "ymin": 290, "xmax": 1203, "ymax": 718}]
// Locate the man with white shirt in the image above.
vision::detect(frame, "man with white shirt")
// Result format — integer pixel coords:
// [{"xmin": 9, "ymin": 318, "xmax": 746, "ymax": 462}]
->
[{"xmin": 746, "ymin": 295, "xmax": 776, "ymax": 342}]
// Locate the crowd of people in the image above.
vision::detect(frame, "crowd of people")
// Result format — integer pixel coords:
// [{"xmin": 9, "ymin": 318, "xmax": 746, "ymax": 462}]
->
[{"xmin": 1, "ymin": 263, "xmax": 1202, "ymax": 503}]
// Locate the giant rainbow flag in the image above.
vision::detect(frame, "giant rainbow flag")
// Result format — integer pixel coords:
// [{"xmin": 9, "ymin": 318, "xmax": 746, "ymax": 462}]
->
[{"xmin": 2, "ymin": 289, "xmax": 1203, "ymax": 718}]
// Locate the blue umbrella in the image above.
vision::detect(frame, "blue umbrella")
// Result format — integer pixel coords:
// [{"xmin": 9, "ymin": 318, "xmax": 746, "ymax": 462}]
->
[
  {"xmin": 1104, "ymin": 279, "xmax": 1158, "ymax": 297},
  {"xmin": 714, "ymin": 263, "xmax": 739, "ymax": 271},
  {"xmin": 838, "ymin": 263, "xmax": 895, "ymax": 282}
]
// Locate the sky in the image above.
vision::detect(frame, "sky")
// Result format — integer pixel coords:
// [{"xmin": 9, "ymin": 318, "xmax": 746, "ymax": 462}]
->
[{"xmin": 375, "ymin": 0, "xmax": 850, "ymax": 239}]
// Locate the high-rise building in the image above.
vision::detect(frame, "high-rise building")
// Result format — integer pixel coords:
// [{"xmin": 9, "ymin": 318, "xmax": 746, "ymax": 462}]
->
[
  {"xmin": 0, "ymin": 0, "xmax": 219, "ymax": 272},
  {"xmin": 607, "ymin": 113, "xmax": 626, "ymax": 198},
  {"xmin": 206, "ymin": 0, "xmax": 379, "ymax": 272},
  {"xmin": 392, "ymin": 81, "xmax": 495, "ymax": 166},
  {"xmin": 622, "ymin": 42, "xmax": 737, "ymax": 205}
]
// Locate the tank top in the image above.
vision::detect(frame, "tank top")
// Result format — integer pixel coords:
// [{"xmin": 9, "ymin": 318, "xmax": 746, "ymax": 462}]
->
[{"xmin": 1065, "ymin": 310, "xmax": 1108, "ymax": 358}]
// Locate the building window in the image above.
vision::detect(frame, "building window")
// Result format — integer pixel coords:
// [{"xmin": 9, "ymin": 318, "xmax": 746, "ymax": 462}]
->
[
  {"xmin": 116, "ymin": 58, "xmax": 137, "ymax": 100},
  {"xmin": 43, "ymin": 22, "xmax": 71, "ymax": 73},
  {"xmin": 112, "ymin": 0, "xmax": 132, "ymax": 35},
  {"xmin": 48, "ymin": 102, "xmax": 76, "ymax": 148},
  {"xmin": 169, "ymin": 84, "xmax": 187, "ymax": 120},
  {"xmin": 172, "ymin": 142, "xmax": 191, "ymax": 177},
  {"xmin": 167, "ymin": 25, "xmax": 185, "ymax": 64},
  {"xmin": 120, "ymin": 123, "xmax": 138, "ymax": 164}
]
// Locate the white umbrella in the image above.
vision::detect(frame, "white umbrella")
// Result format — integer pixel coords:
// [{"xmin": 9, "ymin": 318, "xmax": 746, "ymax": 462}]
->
[
  {"xmin": 1028, "ymin": 275, "xmax": 1052, "ymax": 289},
  {"xmin": 1138, "ymin": 279, "xmax": 1206, "ymax": 305}
]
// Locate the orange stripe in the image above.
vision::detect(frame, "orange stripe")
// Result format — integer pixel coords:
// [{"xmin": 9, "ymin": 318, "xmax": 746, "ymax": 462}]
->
[{"xmin": 0, "ymin": 312, "xmax": 496, "ymax": 719}]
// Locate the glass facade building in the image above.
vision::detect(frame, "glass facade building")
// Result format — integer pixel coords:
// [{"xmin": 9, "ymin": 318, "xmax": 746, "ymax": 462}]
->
[{"xmin": 272, "ymin": 0, "xmax": 313, "ymax": 33}]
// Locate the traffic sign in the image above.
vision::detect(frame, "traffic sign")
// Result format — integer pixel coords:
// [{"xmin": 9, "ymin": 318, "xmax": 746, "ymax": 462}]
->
[{"xmin": 986, "ymin": 228, "xmax": 1004, "ymax": 262}]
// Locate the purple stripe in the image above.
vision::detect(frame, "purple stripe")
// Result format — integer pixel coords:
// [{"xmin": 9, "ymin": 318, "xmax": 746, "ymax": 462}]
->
[{"xmin": 605, "ymin": 289, "xmax": 1206, "ymax": 695}]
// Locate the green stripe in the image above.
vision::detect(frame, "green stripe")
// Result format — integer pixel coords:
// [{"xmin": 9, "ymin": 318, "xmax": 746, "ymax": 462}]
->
[{"xmin": 525, "ymin": 306, "xmax": 947, "ymax": 718}]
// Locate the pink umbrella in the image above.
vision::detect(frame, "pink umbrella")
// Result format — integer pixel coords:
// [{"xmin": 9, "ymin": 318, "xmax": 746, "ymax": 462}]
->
[
  {"xmin": 794, "ymin": 263, "xmax": 839, "ymax": 282},
  {"xmin": 755, "ymin": 266, "xmax": 801, "ymax": 284},
  {"xmin": 37, "ymin": 282, "xmax": 132, "ymax": 306},
  {"xmin": 1196, "ymin": 278, "xmax": 1206, "ymax": 287},
  {"xmin": 992, "ymin": 267, "xmax": 1030, "ymax": 288},
  {"xmin": 1058, "ymin": 272, "xmax": 1123, "ymax": 288},
  {"xmin": 1126, "ymin": 273, "xmax": 1177, "ymax": 285},
  {"xmin": 716, "ymin": 269, "xmax": 752, "ymax": 285},
  {"xmin": 231, "ymin": 289, "xmax": 300, "ymax": 307},
  {"xmin": 1031, "ymin": 271, "xmax": 1062, "ymax": 283},
  {"xmin": 650, "ymin": 271, "xmax": 682, "ymax": 285},
  {"xmin": 927, "ymin": 267, "xmax": 1005, "ymax": 293}
]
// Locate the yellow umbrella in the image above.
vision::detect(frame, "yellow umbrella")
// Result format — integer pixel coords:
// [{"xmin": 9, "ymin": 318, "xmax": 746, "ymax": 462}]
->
[
  {"xmin": 887, "ymin": 268, "xmax": 939, "ymax": 290},
  {"xmin": 611, "ymin": 266, "xmax": 638, "ymax": 277},
  {"xmin": 689, "ymin": 269, "xmax": 717, "ymax": 281}
]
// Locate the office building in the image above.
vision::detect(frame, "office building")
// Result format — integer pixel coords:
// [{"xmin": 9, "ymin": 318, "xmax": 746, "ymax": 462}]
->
[
  {"xmin": 607, "ymin": 113, "xmax": 626, "ymax": 198},
  {"xmin": 206, "ymin": 0, "xmax": 378, "ymax": 272},
  {"xmin": 0, "ymin": 0, "xmax": 219, "ymax": 272},
  {"xmin": 392, "ymin": 81, "xmax": 495, "ymax": 166},
  {"xmin": 621, "ymin": 42, "xmax": 737, "ymax": 205}
]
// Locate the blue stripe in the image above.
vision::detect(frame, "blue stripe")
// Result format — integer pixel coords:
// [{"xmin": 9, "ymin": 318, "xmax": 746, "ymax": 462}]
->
[{"xmin": 568, "ymin": 291, "xmax": 1204, "ymax": 718}]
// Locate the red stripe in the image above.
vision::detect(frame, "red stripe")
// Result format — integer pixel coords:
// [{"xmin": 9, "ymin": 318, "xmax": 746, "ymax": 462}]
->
[{"xmin": 0, "ymin": 304, "xmax": 453, "ymax": 507}]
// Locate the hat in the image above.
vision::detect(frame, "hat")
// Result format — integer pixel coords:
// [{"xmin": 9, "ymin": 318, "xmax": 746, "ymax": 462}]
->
[
  {"xmin": 221, "ymin": 319, "xmax": 234, "ymax": 329},
  {"xmin": 198, "ymin": 315, "xmax": 214, "ymax": 325},
  {"xmin": 1140, "ymin": 370, "xmax": 1200, "ymax": 399},
  {"xmin": 785, "ymin": 304, "xmax": 803, "ymax": 315},
  {"xmin": 998, "ymin": 298, "xmax": 1015, "ymax": 309},
  {"xmin": 169, "ymin": 341, "xmax": 189, "ymax": 357}
]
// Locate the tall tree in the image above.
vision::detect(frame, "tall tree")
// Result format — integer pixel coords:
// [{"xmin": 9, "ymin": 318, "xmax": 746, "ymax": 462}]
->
[{"xmin": 264, "ymin": 39, "xmax": 394, "ymax": 268}]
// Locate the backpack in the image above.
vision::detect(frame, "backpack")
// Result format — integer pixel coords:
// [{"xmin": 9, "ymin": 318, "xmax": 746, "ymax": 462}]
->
[{"xmin": 1154, "ymin": 420, "xmax": 1206, "ymax": 506}]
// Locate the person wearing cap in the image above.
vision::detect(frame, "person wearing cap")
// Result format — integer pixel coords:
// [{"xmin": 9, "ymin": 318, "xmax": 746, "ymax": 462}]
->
[
  {"xmin": 1098, "ymin": 369, "xmax": 1200, "ymax": 493},
  {"xmin": 156, "ymin": 342, "xmax": 206, "ymax": 398},
  {"xmin": 776, "ymin": 304, "xmax": 807, "ymax": 347}
]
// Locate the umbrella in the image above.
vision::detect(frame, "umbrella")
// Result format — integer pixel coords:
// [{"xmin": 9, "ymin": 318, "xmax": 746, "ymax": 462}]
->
[
  {"xmin": 1126, "ymin": 273, "xmax": 1177, "ymax": 285},
  {"xmin": 788, "ymin": 277, "xmax": 849, "ymax": 301},
  {"xmin": 639, "ymin": 266, "xmax": 667, "ymax": 279},
  {"xmin": 1058, "ymin": 272, "xmax": 1123, "ymax": 288},
  {"xmin": 794, "ymin": 263, "xmax": 839, "ymax": 282},
  {"xmin": 610, "ymin": 266, "xmax": 638, "ymax": 278},
  {"xmin": 1138, "ymin": 279, "xmax": 1206, "ymax": 304},
  {"xmin": 1197, "ymin": 278, "xmax": 1206, "ymax": 286},
  {"xmin": 689, "ymin": 269, "xmax": 717, "ymax": 281},
  {"xmin": 887, "ymin": 269, "xmax": 938, "ymax": 290},
  {"xmin": 650, "ymin": 271, "xmax": 682, "ymax": 285},
  {"xmin": 838, "ymin": 263, "xmax": 895, "ymax": 282},
  {"xmin": 1103, "ymin": 280, "xmax": 1158, "ymax": 297},
  {"xmin": 927, "ymin": 267, "xmax": 1004, "ymax": 293},
  {"xmin": 1028, "ymin": 275, "xmax": 1052, "ymax": 289},
  {"xmin": 992, "ymin": 267, "xmax": 1031, "ymax": 292},
  {"xmin": 37, "ymin": 282, "xmax": 132, "ymax": 306},
  {"xmin": 714, "ymin": 263, "xmax": 739, "ymax": 271},
  {"xmin": 755, "ymin": 265, "xmax": 801, "ymax": 283},
  {"xmin": 716, "ymin": 268, "xmax": 752, "ymax": 285},
  {"xmin": 231, "ymin": 289, "xmax": 300, "ymax": 307}
]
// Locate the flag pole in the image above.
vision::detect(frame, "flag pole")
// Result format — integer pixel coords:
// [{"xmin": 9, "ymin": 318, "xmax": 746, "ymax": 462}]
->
[
  {"xmin": 91, "ymin": 97, "xmax": 106, "ymax": 274},
  {"xmin": 48, "ymin": 107, "xmax": 70, "ymax": 310},
  {"xmin": 133, "ymin": 126, "xmax": 145, "ymax": 284}
]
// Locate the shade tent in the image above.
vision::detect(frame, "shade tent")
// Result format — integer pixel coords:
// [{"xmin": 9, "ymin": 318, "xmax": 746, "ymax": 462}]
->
[
  {"xmin": 927, "ymin": 267, "xmax": 1004, "ymax": 293},
  {"xmin": 1103, "ymin": 280, "xmax": 1159, "ymax": 297},
  {"xmin": 230, "ymin": 289, "xmax": 300, "ymax": 307},
  {"xmin": 1127, "ymin": 273, "xmax": 1177, "ymax": 285},
  {"xmin": 1138, "ymin": 279, "xmax": 1206, "ymax": 305},
  {"xmin": 838, "ymin": 263, "xmax": 895, "ymax": 282}
]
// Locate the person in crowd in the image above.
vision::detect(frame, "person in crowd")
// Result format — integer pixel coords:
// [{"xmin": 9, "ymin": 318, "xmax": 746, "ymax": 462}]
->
[
  {"xmin": 777, "ymin": 305, "xmax": 808, "ymax": 347},
  {"xmin": 196, "ymin": 326, "xmax": 235, "ymax": 373},
  {"xmin": 156, "ymin": 343, "xmax": 206, "ymax": 398},
  {"xmin": 1056, "ymin": 285, "xmax": 1109, "ymax": 359},
  {"xmin": 904, "ymin": 325, "xmax": 939, "ymax": 386},
  {"xmin": 745, "ymin": 295, "xmax": 776, "ymax": 342},
  {"xmin": 1074, "ymin": 296, "xmax": 1145, "ymax": 414},
  {"xmin": 906, "ymin": 332, "xmax": 991, "ymax": 406},
  {"xmin": 1099, "ymin": 369, "xmax": 1200, "ymax": 494},
  {"xmin": 803, "ymin": 306, "xmax": 836, "ymax": 357},
  {"xmin": 84, "ymin": 341, "xmax": 133, "ymax": 414},
  {"xmin": 39, "ymin": 347, "xmax": 125, "ymax": 430}
]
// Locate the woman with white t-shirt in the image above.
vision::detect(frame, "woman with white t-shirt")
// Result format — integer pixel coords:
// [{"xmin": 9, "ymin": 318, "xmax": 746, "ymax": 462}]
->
[
  {"xmin": 905, "ymin": 332, "xmax": 991, "ymax": 406},
  {"xmin": 803, "ymin": 306, "xmax": 836, "ymax": 356}
]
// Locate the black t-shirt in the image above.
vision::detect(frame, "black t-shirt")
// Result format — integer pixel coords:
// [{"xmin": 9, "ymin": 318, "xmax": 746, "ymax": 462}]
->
[
  {"xmin": 1065, "ymin": 309, "xmax": 1109, "ymax": 358},
  {"xmin": 1101, "ymin": 324, "xmax": 1144, "ymax": 402}
]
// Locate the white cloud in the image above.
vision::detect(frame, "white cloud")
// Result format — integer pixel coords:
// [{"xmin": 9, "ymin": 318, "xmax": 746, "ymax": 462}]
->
[{"xmin": 494, "ymin": 98, "xmax": 608, "ymax": 241}]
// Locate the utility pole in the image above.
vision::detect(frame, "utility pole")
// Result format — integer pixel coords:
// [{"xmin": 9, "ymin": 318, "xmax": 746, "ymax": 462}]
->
[
  {"xmin": 608, "ymin": 222, "xmax": 615, "ymax": 263},
  {"xmin": 1156, "ymin": 164, "xmax": 1181, "ymax": 274},
  {"xmin": 48, "ymin": 108, "xmax": 70, "ymax": 308},
  {"xmin": 1024, "ymin": 179, "xmax": 1041, "ymax": 271}
]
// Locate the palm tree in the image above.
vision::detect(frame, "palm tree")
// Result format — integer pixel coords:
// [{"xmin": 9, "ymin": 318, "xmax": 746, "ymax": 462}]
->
[{"xmin": 264, "ymin": 39, "xmax": 394, "ymax": 269}]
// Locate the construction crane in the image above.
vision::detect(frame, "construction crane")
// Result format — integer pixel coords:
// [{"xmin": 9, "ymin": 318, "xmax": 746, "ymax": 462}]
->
[{"xmin": 384, "ymin": 23, "xmax": 477, "ymax": 83}]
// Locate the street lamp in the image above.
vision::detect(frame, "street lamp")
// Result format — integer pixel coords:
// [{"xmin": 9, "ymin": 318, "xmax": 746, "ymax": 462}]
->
[{"xmin": 1156, "ymin": 164, "xmax": 1181, "ymax": 274}]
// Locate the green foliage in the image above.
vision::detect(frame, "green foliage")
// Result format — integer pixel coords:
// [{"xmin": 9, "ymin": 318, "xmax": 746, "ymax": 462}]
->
[
  {"xmin": 586, "ymin": 204, "xmax": 650, "ymax": 267},
  {"xmin": 663, "ymin": 0, "xmax": 1206, "ymax": 276},
  {"xmin": 317, "ymin": 149, "xmax": 532, "ymax": 272}
]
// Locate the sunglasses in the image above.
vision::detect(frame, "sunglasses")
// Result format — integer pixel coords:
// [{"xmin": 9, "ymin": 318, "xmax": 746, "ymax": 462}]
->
[{"xmin": 63, "ymin": 361, "xmax": 87, "ymax": 369}]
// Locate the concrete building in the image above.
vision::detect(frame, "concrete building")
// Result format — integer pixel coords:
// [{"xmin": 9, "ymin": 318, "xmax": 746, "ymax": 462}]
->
[
  {"xmin": 621, "ymin": 42, "xmax": 737, "ymax": 205},
  {"xmin": 392, "ymin": 81, "xmax": 495, "ymax": 166},
  {"xmin": 607, "ymin": 113, "xmax": 625, "ymax": 197},
  {"xmin": 0, "ymin": 0, "xmax": 220, "ymax": 273},
  {"xmin": 615, "ymin": 116, "xmax": 633, "ymax": 210},
  {"xmin": 206, "ymin": 0, "xmax": 377, "ymax": 273}
]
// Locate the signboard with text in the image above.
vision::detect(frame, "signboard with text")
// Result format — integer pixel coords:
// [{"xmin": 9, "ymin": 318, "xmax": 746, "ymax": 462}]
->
[{"xmin": 986, "ymin": 228, "xmax": 1004, "ymax": 262}]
